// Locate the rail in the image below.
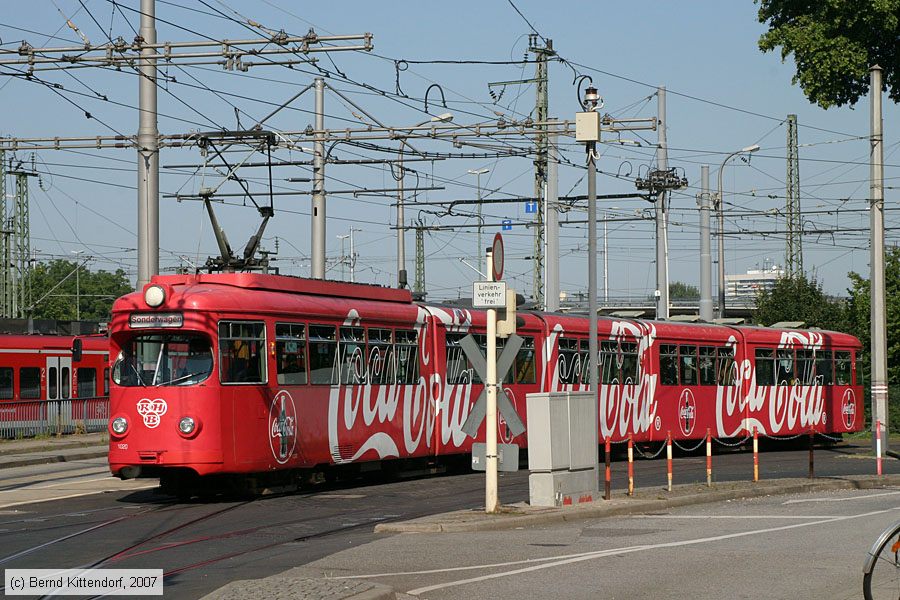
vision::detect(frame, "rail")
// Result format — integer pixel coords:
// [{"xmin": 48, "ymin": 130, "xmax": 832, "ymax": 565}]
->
[{"xmin": 0, "ymin": 397, "xmax": 109, "ymax": 439}]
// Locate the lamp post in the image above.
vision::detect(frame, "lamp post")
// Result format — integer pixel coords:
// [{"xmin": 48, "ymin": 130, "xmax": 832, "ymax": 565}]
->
[
  {"xmin": 468, "ymin": 167, "xmax": 490, "ymax": 275},
  {"xmin": 716, "ymin": 144, "xmax": 759, "ymax": 317},
  {"xmin": 71, "ymin": 250, "xmax": 84, "ymax": 321}
]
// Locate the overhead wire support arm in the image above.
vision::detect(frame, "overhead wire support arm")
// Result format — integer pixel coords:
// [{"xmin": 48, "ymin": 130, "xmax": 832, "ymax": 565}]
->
[{"xmin": 0, "ymin": 32, "xmax": 373, "ymax": 72}]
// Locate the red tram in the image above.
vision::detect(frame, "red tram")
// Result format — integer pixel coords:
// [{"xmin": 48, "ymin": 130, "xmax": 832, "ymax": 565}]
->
[
  {"xmin": 106, "ymin": 273, "xmax": 863, "ymax": 489},
  {"xmin": 0, "ymin": 334, "xmax": 110, "ymax": 434}
]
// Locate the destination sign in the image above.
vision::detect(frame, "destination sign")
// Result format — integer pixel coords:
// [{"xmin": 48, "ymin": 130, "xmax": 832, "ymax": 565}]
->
[{"xmin": 129, "ymin": 313, "xmax": 184, "ymax": 329}]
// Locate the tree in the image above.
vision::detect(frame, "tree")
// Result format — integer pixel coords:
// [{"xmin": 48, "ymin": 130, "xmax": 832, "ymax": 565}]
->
[
  {"xmin": 753, "ymin": 274, "xmax": 846, "ymax": 330},
  {"xmin": 845, "ymin": 247, "xmax": 900, "ymax": 427},
  {"xmin": 756, "ymin": 0, "xmax": 900, "ymax": 108},
  {"xmin": 24, "ymin": 259, "xmax": 132, "ymax": 321},
  {"xmin": 669, "ymin": 281, "xmax": 699, "ymax": 301}
]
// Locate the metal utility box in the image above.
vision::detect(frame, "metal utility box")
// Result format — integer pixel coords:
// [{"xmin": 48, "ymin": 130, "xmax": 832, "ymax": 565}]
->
[
  {"xmin": 575, "ymin": 111, "xmax": 601, "ymax": 142},
  {"xmin": 526, "ymin": 391, "xmax": 599, "ymax": 507}
]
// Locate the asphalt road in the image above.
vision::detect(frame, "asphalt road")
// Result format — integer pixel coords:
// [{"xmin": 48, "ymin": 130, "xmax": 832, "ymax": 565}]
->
[{"xmin": 0, "ymin": 440, "xmax": 895, "ymax": 599}]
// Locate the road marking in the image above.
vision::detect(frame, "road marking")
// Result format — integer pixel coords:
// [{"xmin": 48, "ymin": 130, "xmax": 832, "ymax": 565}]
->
[
  {"xmin": 348, "ymin": 506, "xmax": 900, "ymax": 596},
  {"xmin": 782, "ymin": 490, "xmax": 900, "ymax": 504},
  {"xmin": 0, "ymin": 485, "xmax": 158, "ymax": 510},
  {"xmin": 631, "ymin": 514, "xmax": 838, "ymax": 520},
  {"xmin": 32, "ymin": 476, "xmax": 116, "ymax": 490}
]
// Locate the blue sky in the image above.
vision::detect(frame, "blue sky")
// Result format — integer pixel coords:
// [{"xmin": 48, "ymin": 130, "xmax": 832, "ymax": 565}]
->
[{"xmin": 0, "ymin": 1, "xmax": 896, "ymax": 300}]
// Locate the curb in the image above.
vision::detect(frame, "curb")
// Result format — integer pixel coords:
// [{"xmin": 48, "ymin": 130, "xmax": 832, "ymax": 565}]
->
[
  {"xmin": 374, "ymin": 474, "xmax": 900, "ymax": 533},
  {"xmin": 0, "ymin": 437, "xmax": 109, "ymax": 457},
  {"xmin": 0, "ymin": 449, "xmax": 108, "ymax": 469}
]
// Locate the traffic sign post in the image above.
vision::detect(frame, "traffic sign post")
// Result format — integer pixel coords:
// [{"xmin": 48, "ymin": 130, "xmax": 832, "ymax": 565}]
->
[{"xmin": 485, "ymin": 244, "xmax": 499, "ymax": 513}]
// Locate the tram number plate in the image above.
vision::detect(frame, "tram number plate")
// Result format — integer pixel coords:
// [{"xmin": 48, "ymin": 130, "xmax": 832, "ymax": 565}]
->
[{"xmin": 471, "ymin": 442, "xmax": 519, "ymax": 472}]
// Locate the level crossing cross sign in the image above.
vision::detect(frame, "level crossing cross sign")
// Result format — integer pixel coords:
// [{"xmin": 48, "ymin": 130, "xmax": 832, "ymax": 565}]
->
[{"xmin": 459, "ymin": 333, "xmax": 526, "ymax": 438}]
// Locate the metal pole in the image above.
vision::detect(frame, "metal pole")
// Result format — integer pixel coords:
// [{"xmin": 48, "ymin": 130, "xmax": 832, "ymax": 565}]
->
[
  {"xmin": 350, "ymin": 227, "xmax": 356, "ymax": 283},
  {"xmin": 699, "ymin": 165, "xmax": 713, "ymax": 321},
  {"xmin": 311, "ymin": 77, "xmax": 325, "ymax": 279},
  {"xmin": 870, "ymin": 65, "xmax": 889, "ymax": 454},
  {"xmin": 603, "ymin": 214, "xmax": 608, "ymax": 303},
  {"xmin": 336, "ymin": 234, "xmax": 348, "ymax": 281},
  {"xmin": 397, "ymin": 149, "xmax": 406, "ymax": 287},
  {"xmin": 137, "ymin": 0, "xmax": 159, "ymax": 288},
  {"xmin": 587, "ymin": 137, "xmax": 598, "ymax": 393},
  {"xmin": 485, "ymin": 247, "xmax": 499, "ymax": 513},
  {"xmin": 545, "ymin": 130, "xmax": 560, "ymax": 311},
  {"xmin": 655, "ymin": 87, "xmax": 669, "ymax": 320},
  {"xmin": 716, "ymin": 165, "xmax": 726, "ymax": 318}
]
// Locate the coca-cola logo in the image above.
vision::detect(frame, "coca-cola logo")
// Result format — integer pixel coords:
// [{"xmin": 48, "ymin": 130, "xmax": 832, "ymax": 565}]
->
[
  {"xmin": 678, "ymin": 389, "xmax": 696, "ymax": 437},
  {"xmin": 841, "ymin": 389, "xmax": 856, "ymax": 429},
  {"xmin": 269, "ymin": 390, "xmax": 297, "ymax": 464}
]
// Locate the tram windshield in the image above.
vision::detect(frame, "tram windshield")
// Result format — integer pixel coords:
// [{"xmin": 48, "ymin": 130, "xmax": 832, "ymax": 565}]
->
[{"xmin": 113, "ymin": 334, "xmax": 213, "ymax": 387}]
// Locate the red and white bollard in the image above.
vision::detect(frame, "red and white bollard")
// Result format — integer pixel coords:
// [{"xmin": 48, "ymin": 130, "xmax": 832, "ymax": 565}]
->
[
  {"xmin": 876, "ymin": 419, "xmax": 883, "ymax": 476},
  {"xmin": 706, "ymin": 428, "xmax": 712, "ymax": 487},
  {"xmin": 752, "ymin": 427, "xmax": 759, "ymax": 483},
  {"xmin": 666, "ymin": 431, "xmax": 673, "ymax": 492},
  {"xmin": 604, "ymin": 438, "xmax": 611, "ymax": 500},
  {"xmin": 627, "ymin": 435, "xmax": 634, "ymax": 497}
]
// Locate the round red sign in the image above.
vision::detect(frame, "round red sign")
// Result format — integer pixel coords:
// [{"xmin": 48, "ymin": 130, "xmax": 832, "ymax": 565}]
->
[{"xmin": 492, "ymin": 233, "xmax": 504, "ymax": 281}]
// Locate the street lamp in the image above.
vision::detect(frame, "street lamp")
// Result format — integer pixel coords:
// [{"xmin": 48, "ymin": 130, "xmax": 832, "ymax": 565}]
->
[
  {"xmin": 716, "ymin": 144, "xmax": 760, "ymax": 317},
  {"xmin": 467, "ymin": 167, "xmax": 490, "ymax": 276},
  {"xmin": 71, "ymin": 250, "xmax": 84, "ymax": 321}
]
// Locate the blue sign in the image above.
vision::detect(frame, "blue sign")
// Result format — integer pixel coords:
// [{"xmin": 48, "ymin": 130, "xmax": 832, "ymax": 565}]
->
[
  {"xmin": 525, "ymin": 201, "xmax": 538, "ymax": 214},
  {"xmin": 501, "ymin": 219, "xmax": 513, "ymax": 231}
]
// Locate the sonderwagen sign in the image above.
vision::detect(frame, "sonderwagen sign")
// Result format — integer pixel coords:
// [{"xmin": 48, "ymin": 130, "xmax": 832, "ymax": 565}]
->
[{"xmin": 129, "ymin": 313, "xmax": 184, "ymax": 328}]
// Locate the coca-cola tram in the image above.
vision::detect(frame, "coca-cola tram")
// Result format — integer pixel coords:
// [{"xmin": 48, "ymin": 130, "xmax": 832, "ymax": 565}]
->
[{"xmin": 107, "ymin": 272, "xmax": 863, "ymax": 493}]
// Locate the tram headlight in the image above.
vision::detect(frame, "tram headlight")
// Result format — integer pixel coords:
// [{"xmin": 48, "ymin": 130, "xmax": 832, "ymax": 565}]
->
[
  {"xmin": 144, "ymin": 284, "xmax": 166, "ymax": 308},
  {"xmin": 111, "ymin": 417, "xmax": 128, "ymax": 435},
  {"xmin": 178, "ymin": 416, "xmax": 196, "ymax": 435}
]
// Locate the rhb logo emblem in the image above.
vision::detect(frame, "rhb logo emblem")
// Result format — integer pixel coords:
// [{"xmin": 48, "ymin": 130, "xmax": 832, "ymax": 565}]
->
[
  {"xmin": 136, "ymin": 398, "xmax": 167, "ymax": 429},
  {"xmin": 678, "ymin": 389, "xmax": 696, "ymax": 436}
]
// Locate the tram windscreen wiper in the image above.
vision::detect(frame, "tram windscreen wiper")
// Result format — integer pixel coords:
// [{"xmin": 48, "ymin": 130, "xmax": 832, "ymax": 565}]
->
[
  {"xmin": 155, "ymin": 372, "xmax": 202, "ymax": 387},
  {"xmin": 129, "ymin": 361, "xmax": 147, "ymax": 387}
]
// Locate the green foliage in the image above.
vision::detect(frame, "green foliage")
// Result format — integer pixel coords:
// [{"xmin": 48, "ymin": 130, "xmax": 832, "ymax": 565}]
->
[
  {"xmin": 753, "ymin": 274, "xmax": 847, "ymax": 330},
  {"xmin": 669, "ymin": 281, "xmax": 699, "ymax": 300},
  {"xmin": 845, "ymin": 248, "xmax": 900, "ymax": 427},
  {"xmin": 756, "ymin": 0, "xmax": 900, "ymax": 107},
  {"xmin": 24, "ymin": 259, "xmax": 132, "ymax": 321}
]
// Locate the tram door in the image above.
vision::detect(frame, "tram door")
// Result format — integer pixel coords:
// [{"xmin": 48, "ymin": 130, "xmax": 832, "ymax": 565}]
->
[{"xmin": 46, "ymin": 356, "xmax": 72, "ymax": 433}]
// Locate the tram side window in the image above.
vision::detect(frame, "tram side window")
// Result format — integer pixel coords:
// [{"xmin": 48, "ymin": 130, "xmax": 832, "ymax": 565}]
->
[
  {"xmin": 275, "ymin": 323, "xmax": 308, "ymax": 386},
  {"xmin": 48, "ymin": 367, "xmax": 58, "ymax": 400},
  {"xmin": 512, "ymin": 336, "xmax": 536, "ymax": 384},
  {"xmin": 796, "ymin": 349, "xmax": 815, "ymax": 385},
  {"xmin": 61, "ymin": 367, "xmax": 70, "ymax": 399},
  {"xmin": 104, "ymin": 368, "xmax": 110, "ymax": 396},
  {"xmin": 579, "ymin": 339, "xmax": 593, "ymax": 385},
  {"xmin": 659, "ymin": 345, "xmax": 678, "ymax": 385},
  {"xmin": 367, "ymin": 328, "xmax": 394, "ymax": 385},
  {"xmin": 679, "ymin": 345, "xmax": 698, "ymax": 386},
  {"xmin": 699, "ymin": 346, "xmax": 717, "ymax": 386},
  {"xmin": 308, "ymin": 325, "xmax": 337, "ymax": 385},
  {"xmin": 814, "ymin": 350, "xmax": 833, "ymax": 385},
  {"xmin": 717, "ymin": 347, "xmax": 736, "ymax": 386},
  {"xmin": 77, "ymin": 368, "xmax": 96, "ymax": 397},
  {"xmin": 396, "ymin": 329, "xmax": 419, "ymax": 384},
  {"xmin": 338, "ymin": 327, "xmax": 366, "ymax": 385},
  {"xmin": 600, "ymin": 341, "xmax": 619, "ymax": 384},
  {"xmin": 776, "ymin": 349, "xmax": 794, "ymax": 384},
  {"xmin": 446, "ymin": 333, "xmax": 476, "ymax": 384},
  {"xmin": 557, "ymin": 338, "xmax": 581, "ymax": 385},
  {"xmin": 218, "ymin": 321, "xmax": 266, "ymax": 384},
  {"xmin": 755, "ymin": 349, "xmax": 775, "ymax": 386},
  {"xmin": 835, "ymin": 351, "xmax": 852, "ymax": 385},
  {"xmin": 0, "ymin": 368, "xmax": 12, "ymax": 399},
  {"xmin": 20, "ymin": 367, "xmax": 40, "ymax": 399},
  {"xmin": 620, "ymin": 342, "xmax": 639, "ymax": 384}
]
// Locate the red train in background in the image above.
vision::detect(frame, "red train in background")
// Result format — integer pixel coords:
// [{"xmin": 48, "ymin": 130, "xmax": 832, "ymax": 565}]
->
[
  {"xmin": 0, "ymin": 334, "xmax": 110, "ymax": 435},
  {"xmin": 106, "ymin": 273, "xmax": 863, "ymax": 493}
]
